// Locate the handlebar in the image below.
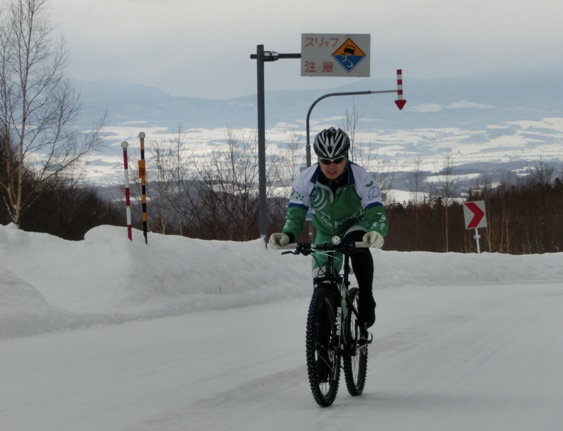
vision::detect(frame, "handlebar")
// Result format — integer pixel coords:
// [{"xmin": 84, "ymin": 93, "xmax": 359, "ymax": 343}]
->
[{"xmin": 278, "ymin": 241, "xmax": 370, "ymax": 256}]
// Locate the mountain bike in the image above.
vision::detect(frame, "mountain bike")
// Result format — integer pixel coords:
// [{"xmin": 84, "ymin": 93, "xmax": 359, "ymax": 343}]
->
[{"xmin": 281, "ymin": 237, "xmax": 371, "ymax": 407}]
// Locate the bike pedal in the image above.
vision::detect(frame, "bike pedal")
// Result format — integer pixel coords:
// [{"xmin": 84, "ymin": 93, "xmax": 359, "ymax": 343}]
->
[{"xmin": 359, "ymin": 331, "xmax": 373, "ymax": 346}]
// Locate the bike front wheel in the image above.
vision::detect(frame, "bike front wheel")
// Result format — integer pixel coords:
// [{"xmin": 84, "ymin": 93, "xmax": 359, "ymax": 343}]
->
[
  {"xmin": 343, "ymin": 287, "xmax": 368, "ymax": 396},
  {"xmin": 306, "ymin": 286, "xmax": 340, "ymax": 407}
]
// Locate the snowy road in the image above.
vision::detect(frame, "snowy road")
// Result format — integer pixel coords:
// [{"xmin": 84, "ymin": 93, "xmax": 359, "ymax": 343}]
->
[{"xmin": 2, "ymin": 281, "xmax": 563, "ymax": 431}]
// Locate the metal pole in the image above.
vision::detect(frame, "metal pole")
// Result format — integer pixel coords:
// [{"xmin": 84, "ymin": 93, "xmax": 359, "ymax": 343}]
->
[
  {"xmin": 256, "ymin": 45, "xmax": 267, "ymax": 245},
  {"xmin": 138, "ymin": 131, "xmax": 148, "ymax": 245},
  {"xmin": 474, "ymin": 228, "xmax": 481, "ymax": 253},
  {"xmin": 121, "ymin": 141, "xmax": 132, "ymax": 241},
  {"xmin": 250, "ymin": 48, "xmax": 301, "ymax": 246},
  {"xmin": 305, "ymin": 89, "xmax": 398, "ymax": 167}
]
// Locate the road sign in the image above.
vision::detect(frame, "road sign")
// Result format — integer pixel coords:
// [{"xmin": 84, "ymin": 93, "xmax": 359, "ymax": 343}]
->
[
  {"xmin": 463, "ymin": 201, "xmax": 487, "ymax": 229},
  {"xmin": 301, "ymin": 34, "xmax": 370, "ymax": 77}
]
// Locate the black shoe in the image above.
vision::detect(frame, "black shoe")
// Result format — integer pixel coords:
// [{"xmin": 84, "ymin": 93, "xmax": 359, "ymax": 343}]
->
[
  {"xmin": 359, "ymin": 296, "xmax": 376, "ymax": 328},
  {"xmin": 358, "ymin": 322, "xmax": 373, "ymax": 345}
]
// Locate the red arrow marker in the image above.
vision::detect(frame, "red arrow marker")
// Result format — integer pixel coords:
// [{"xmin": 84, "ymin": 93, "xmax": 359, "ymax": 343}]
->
[
  {"xmin": 395, "ymin": 69, "xmax": 406, "ymax": 110},
  {"xmin": 465, "ymin": 202, "xmax": 485, "ymax": 228}
]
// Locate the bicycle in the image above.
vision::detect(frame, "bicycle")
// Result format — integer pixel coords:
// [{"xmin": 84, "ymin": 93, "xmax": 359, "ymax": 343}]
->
[{"xmin": 280, "ymin": 236, "xmax": 372, "ymax": 407}]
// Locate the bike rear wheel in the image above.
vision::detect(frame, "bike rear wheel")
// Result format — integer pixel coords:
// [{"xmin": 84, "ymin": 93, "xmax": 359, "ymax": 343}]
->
[
  {"xmin": 306, "ymin": 286, "xmax": 340, "ymax": 407},
  {"xmin": 343, "ymin": 287, "xmax": 368, "ymax": 396}
]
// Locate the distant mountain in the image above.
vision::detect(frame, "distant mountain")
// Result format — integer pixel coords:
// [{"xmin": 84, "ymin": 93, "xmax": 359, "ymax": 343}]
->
[
  {"xmin": 73, "ymin": 67, "xmax": 563, "ymax": 132},
  {"xmin": 73, "ymin": 69, "xmax": 563, "ymax": 188}
]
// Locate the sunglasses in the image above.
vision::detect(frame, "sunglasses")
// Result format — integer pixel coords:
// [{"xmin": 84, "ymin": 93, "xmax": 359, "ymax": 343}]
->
[{"xmin": 319, "ymin": 156, "xmax": 346, "ymax": 165}]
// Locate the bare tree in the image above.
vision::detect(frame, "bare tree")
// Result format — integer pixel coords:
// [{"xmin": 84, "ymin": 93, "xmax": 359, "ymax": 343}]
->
[
  {"xmin": 433, "ymin": 154, "xmax": 459, "ymax": 252},
  {"xmin": 0, "ymin": 0, "xmax": 105, "ymax": 227},
  {"xmin": 283, "ymin": 131, "xmax": 305, "ymax": 185},
  {"xmin": 527, "ymin": 160, "xmax": 556, "ymax": 253},
  {"xmin": 266, "ymin": 132, "xmax": 305, "ymax": 233},
  {"xmin": 341, "ymin": 101, "xmax": 363, "ymax": 162},
  {"xmin": 150, "ymin": 126, "xmax": 199, "ymax": 235},
  {"xmin": 340, "ymin": 103, "xmax": 395, "ymax": 196},
  {"xmin": 406, "ymin": 157, "xmax": 428, "ymax": 206},
  {"xmin": 406, "ymin": 156, "xmax": 428, "ymax": 249},
  {"xmin": 269, "ymin": 131, "xmax": 304, "ymax": 190},
  {"xmin": 195, "ymin": 129, "xmax": 260, "ymax": 240}
]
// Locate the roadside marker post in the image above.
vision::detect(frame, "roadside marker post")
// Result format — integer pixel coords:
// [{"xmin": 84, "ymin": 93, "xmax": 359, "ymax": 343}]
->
[
  {"xmin": 138, "ymin": 132, "xmax": 148, "ymax": 245},
  {"xmin": 463, "ymin": 201, "xmax": 487, "ymax": 253},
  {"xmin": 121, "ymin": 141, "xmax": 132, "ymax": 241}
]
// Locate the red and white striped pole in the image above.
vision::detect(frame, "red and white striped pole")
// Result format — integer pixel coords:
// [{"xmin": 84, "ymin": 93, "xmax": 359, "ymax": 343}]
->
[
  {"xmin": 121, "ymin": 140, "xmax": 132, "ymax": 241},
  {"xmin": 395, "ymin": 69, "xmax": 407, "ymax": 110}
]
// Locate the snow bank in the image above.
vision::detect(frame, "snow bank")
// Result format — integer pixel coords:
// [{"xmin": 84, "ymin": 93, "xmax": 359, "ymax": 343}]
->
[{"xmin": 0, "ymin": 224, "xmax": 561, "ymax": 339}]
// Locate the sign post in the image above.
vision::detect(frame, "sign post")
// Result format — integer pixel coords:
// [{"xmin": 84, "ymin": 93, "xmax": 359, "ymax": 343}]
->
[
  {"xmin": 250, "ymin": 46, "xmax": 301, "ymax": 245},
  {"xmin": 463, "ymin": 200, "xmax": 487, "ymax": 253}
]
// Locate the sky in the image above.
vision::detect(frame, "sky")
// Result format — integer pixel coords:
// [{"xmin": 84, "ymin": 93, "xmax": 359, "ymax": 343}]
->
[
  {"xmin": 1, "ymin": 223, "xmax": 563, "ymax": 429},
  {"xmin": 47, "ymin": 0, "xmax": 563, "ymax": 99}
]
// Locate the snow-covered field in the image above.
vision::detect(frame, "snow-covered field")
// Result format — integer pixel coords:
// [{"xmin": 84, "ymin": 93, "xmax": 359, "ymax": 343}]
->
[
  {"xmin": 84, "ymin": 116, "xmax": 563, "ymax": 187},
  {"xmin": 1, "ymin": 224, "xmax": 562, "ymax": 430}
]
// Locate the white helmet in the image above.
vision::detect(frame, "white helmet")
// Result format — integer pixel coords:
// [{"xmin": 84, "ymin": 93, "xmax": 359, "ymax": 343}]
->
[{"xmin": 313, "ymin": 127, "xmax": 350, "ymax": 159}]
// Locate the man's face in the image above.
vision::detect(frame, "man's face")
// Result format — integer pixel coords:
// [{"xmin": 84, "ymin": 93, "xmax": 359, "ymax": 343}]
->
[{"xmin": 318, "ymin": 156, "xmax": 347, "ymax": 180}]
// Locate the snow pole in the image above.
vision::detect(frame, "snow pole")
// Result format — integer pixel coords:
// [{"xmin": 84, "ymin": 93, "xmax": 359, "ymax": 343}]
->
[
  {"xmin": 121, "ymin": 141, "xmax": 132, "ymax": 241},
  {"xmin": 138, "ymin": 132, "xmax": 148, "ymax": 245},
  {"xmin": 395, "ymin": 69, "xmax": 407, "ymax": 110}
]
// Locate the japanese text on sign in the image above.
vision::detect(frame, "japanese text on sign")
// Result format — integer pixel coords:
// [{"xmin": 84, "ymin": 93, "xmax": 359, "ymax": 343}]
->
[{"xmin": 301, "ymin": 33, "xmax": 370, "ymax": 78}]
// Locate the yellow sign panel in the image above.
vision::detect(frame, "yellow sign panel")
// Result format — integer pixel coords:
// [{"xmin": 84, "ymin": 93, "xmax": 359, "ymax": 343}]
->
[{"xmin": 332, "ymin": 39, "xmax": 367, "ymax": 57}]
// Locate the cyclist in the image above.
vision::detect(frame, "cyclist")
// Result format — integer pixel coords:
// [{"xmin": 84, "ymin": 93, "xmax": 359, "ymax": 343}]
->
[{"xmin": 269, "ymin": 127, "xmax": 388, "ymax": 330}]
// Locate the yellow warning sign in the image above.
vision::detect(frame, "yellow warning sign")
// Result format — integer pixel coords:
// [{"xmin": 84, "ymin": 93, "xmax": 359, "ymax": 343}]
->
[
  {"xmin": 331, "ymin": 38, "xmax": 368, "ymax": 73},
  {"xmin": 332, "ymin": 38, "xmax": 366, "ymax": 57}
]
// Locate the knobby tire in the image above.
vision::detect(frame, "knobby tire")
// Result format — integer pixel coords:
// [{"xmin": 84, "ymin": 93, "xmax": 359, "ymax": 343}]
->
[
  {"xmin": 306, "ymin": 286, "xmax": 340, "ymax": 407},
  {"xmin": 342, "ymin": 287, "xmax": 368, "ymax": 396}
]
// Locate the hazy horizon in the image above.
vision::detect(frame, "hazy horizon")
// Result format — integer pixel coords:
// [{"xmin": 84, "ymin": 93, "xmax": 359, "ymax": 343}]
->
[{"xmin": 48, "ymin": 0, "xmax": 563, "ymax": 99}]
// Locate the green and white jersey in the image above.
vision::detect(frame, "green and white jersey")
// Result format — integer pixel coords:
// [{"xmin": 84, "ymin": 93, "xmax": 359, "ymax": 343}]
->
[{"xmin": 281, "ymin": 162, "xmax": 388, "ymax": 240}]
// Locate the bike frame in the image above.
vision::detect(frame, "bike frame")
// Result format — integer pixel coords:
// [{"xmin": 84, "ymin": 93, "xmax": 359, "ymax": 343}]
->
[{"xmin": 285, "ymin": 241, "xmax": 365, "ymax": 352}]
